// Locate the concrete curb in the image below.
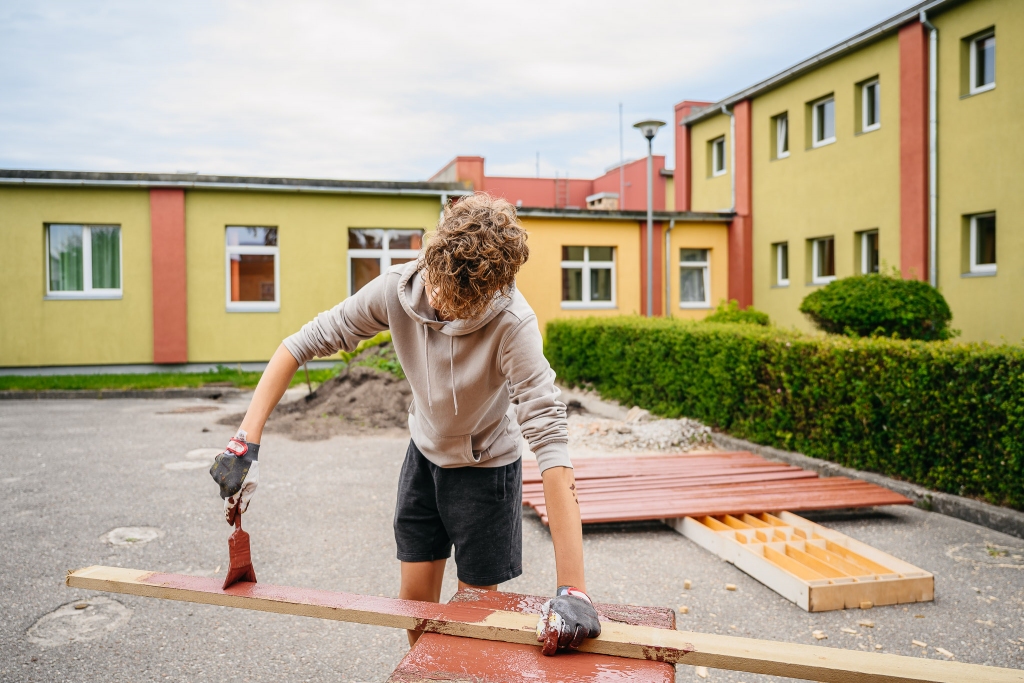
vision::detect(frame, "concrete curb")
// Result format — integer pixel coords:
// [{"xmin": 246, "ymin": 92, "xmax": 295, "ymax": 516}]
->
[
  {"xmin": 712, "ymin": 432, "xmax": 1024, "ymax": 540},
  {"xmin": 0, "ymin": 387, "xmax": 241, "ymax": 400}
]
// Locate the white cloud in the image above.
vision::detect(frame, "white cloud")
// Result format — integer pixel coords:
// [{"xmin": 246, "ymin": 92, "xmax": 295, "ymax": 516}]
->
[{"xmin": 0, "ymin": 0, "xmax": 914, "ymax": 180}]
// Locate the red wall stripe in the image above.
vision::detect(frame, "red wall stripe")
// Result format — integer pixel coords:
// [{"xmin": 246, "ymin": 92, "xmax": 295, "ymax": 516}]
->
[
  {"xmin": 149, "ymin": 188, "xmax": 188, "ymax": 364},
  {"xmin": 899, "ymin": 22, "xmax": 929, "ymax": 281},
  {"xmin": 729, "ymin": 99, "xmax": 754, "ymax": 308}
]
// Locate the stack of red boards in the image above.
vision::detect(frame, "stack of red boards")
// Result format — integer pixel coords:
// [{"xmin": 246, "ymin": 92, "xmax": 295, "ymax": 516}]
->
[{"xmin": 522, "ymin": 451, "xmax": 911, "ymax": 525}]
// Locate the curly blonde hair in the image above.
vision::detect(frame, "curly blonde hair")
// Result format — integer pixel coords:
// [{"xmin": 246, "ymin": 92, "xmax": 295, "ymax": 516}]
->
[{"xmin": 422, "ymin": 193, "xmax": 529, "ymax": 321}]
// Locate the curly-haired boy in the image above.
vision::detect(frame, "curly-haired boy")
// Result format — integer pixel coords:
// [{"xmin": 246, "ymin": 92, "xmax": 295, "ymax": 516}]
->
[{"xmin": 211, "ymin": 193, "xmax": 599, "ymax": 654}]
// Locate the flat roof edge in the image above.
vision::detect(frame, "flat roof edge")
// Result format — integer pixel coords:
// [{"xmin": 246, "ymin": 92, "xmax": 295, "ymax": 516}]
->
[
  {"xmin": 683, "ymin": 0, "xmax": 959, "ymax": 125},
  {"xmin": 0, "ymin": 170, "xmax": 470, "ymax": 196},
  {"xmin": 516, "ymin": 207, "xmax": 733, "ymax": 222}
]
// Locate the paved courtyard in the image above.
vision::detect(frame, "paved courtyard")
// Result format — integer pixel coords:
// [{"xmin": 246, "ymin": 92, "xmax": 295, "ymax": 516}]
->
[{"xmin": 2, "ymin": 395, "xmax": 1022, "ymax": 682}]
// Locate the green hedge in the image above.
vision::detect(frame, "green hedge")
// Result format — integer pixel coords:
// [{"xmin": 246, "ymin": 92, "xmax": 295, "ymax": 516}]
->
[{"xmin": 546, "ymin": 317, "xmax": 1024, "ymax": 510}]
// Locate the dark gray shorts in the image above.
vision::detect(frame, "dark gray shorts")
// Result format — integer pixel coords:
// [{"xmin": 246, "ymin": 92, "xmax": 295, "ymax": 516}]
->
[{"xmin": 394, "ymin": 440, "xmax": 523, "ymax": 586}]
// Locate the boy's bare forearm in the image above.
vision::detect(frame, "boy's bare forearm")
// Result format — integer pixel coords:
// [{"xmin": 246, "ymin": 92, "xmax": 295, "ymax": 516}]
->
[
  {"xmin": 239, "ymin": 344, "xmax": 300, "ymax": 444},
  {"xmin": 541, "ymin": 465, "xmax": 586, "ymax": 591}
]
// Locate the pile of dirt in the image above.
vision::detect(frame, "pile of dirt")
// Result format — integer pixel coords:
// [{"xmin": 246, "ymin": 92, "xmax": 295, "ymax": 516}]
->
[{"xmin": 220, "ymin": 365, "xmax": 412, "ymax": 441}]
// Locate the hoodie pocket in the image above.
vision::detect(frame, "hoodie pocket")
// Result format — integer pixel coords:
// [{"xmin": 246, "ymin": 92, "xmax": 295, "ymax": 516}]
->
[
  {"xmin": 473, "ymin": 415, "xmax": 517, "ymax": 464},
  {"xmin": 410, "ymin": 411, "xmax": 474, "ymax": 465}
]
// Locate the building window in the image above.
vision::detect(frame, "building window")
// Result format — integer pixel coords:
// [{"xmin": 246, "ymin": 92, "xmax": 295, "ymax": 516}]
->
[
  {"xmin": 46, "ymin": 224, "xmax": 122, "ymax": 299},
  {"xmin": 859, "ymin": 230, "xmax": 879, "ymax": 274},
  {"xmin": 774, "ymin": 242, "xmax": 789, "ymax": 286},
  {"xmin": 348, "ymin": 229, "xmax": 424, "ymax": 294},
  {"xmin": 969, "ymin": 213, "xmax": 996, "ymax": 274},
  {"xmin": 811, "ymin": 237, "xmax": 836, "ymax": 284},
  {"xmin": 775, "ymin": 114, "xmax": 789, "ymax": 159},
  {"xmin": 226, "ymin": 226, "xmax": 279, "ymax": 312},
  {"xmin": 970, "ymin": 31, "xmax": 996, "ymax": 94},
  {"xmin": 812, "ymin": 96, "xmax": 836, "ymax": 147},
  {"xmin": 710, "ymin": 136, "xmax": 726, "ymax": 176},
  {"xmin": 862, "ymin": 80, "xmax": 880, "ymax": 132},
  {"xmin": 561, "ymin": 246, "xmax": 615, "ymax": 309},
  {"xmin": 679, "ymin": 248, "xmax": 711, "ymax": 308}
]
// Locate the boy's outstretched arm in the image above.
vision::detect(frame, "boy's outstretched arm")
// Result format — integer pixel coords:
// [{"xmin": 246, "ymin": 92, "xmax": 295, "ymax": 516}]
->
[
  {"xmin": 239, "ymin": 343, "xmax": 300, "ymax": 444},
  {"xmin": 541, "ymin": 465, "xmax": 586, "ymax": 590}
]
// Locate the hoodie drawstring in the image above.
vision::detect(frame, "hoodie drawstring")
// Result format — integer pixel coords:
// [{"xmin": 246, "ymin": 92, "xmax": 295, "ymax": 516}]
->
[
  {"xmin": 423, "ymin": 325, "xmax": 458, "ymax": 415},
  {"xmin": 450, "ymin": 335, "xmax": 458, "ymax": 415},
  {"xmin": 424, "ymin": 329, "xmax": 433, "ymax": 413}
]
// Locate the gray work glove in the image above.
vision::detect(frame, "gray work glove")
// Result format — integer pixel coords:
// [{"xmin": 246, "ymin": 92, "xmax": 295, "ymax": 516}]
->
[
  {"xmin": 536, "ymin": 586, "xmax": 601, "ymax": 655},
  {"xmin": 209, "ymin": 429, "xmax": 260, "ymax": 525}
]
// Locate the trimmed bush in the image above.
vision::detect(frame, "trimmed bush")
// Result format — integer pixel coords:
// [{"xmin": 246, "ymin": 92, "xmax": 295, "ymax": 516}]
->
[
  {"xmin": 546, "ymin": 317, "xmax": 1024, "ymax": 510},
  {"xmin": 799, "ymin": 273, "xmax": 954, "ymax": 340},
  {"xmin": 704, "ymin": 299, "xmax": 770, "ymax": 326}
]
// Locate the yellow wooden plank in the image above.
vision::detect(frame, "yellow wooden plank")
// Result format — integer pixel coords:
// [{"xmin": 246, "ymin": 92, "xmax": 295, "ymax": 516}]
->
[
  {"xmin": 763, "ymin": 546, "xmax": 827, "ymax": 582},
  {"xmin": 740, "ymin": 513, "xmax": 772, "ymax": 528},
  {"xmin": 66, "ymin": 566, "xmax": 1019, "ymax": 683},
  {"xmin": 825, "ymin": 541, "xmax": 894, "ymax": 575},
  {"xmin": 785, "ymin": 544, "xmax": 851, "ymax": 579},
  {"xmin": 722, "ymin": 515, "xmax": 753, "ymax": 530},
  {"xmin": 804, "ymin": 543, "xmax": 877, "ymax": 578}
]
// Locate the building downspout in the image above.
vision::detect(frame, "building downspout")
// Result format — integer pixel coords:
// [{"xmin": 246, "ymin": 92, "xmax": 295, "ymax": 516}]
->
[
  {"xmin": 440, "ymin": 192, "xmax": 448, "ymax": 221},
  {"xmin": 722, "ymin": 105, "xmax": 736, "ymax": 211},
  {"xmin": 921, "ymin": 11, "xmax": 938, "ymax": 287},
  {"xmin": 665, "ymin": 219, "xmax": 675, "ymax": 316}
]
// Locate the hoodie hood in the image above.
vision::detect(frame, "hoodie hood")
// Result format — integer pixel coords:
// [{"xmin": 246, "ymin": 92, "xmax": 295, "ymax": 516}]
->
[{"xmin": 397, "ymin": 260, "xmax": 513, "ymax": 336}]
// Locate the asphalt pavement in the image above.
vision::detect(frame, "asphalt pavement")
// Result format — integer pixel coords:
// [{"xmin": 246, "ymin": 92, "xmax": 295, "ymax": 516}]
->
[{"xmin": 1, "ymin": 394, "xmax": 1022, "ymax": 682}]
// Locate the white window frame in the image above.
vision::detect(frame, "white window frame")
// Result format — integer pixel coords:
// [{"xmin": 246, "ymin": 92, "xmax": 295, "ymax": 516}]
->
[
  {"xmin": 862, "ymin": 80, "xmax": 881, "ymax": 132},
  {"xmin": 969, "ymin": 31, "xmax": 996, "ymax": 94},
  {"xmin": 45, "ymin": 224, "xmax": 123, "ymax": 300},
  {"xmin": 969, "ymin": 213, "xmax": 997, "ymax": 274},
  {"xmin": 711, "ymin": 136, "xmax": 727, "ymax": 176},
  {"xmin": 347, "ymin": 229, "xmax": 423, "ymax": 297},
  {"xmin": 812, "ymin": 96, "xmax": 836, "ymax": 148},
  {"xmin": 225, "ymin": 226, "xmax": 280, "ymax": 313},
  {"xmin": 775, "ymin": 242, "xmax": 789, "ymax": 286},
  {"xmin": 560, "ymin": 246, "xmax": 617, "ymax": 310},
  {"xmin": 811, "ymin": 237, "xmax": 836, "ymax": 285},
  {"xmin": 776, "ymin": 114, "xmax": 789, "ymax": 159},
  {"xmin": 679, "ymin": 249, "xmax": 711, "ymax": 309},
  {"xmin": 860, "ymin": 230, "xmax": 879, "ymax": 274}
]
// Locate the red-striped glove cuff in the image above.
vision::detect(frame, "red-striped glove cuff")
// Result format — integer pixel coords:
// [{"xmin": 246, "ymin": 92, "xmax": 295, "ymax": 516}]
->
[{"xmin": 556, "ymin": 586, "xmax": 592, "ymax": 605}]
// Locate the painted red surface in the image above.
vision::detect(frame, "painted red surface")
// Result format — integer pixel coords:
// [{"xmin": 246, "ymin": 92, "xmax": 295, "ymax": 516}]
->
[
  {"xmin": 484, "ymin": 176, "xmax": 593, "ymax": 209},
  {"xmin": 674, "ymin": 100, "xmax": 713, "ymax": 212},
  {"xmin": 522, "ymin": 452, "xmax": 911, "ymax": 525},
  {"xmin": 730, "ymin": 99, "xmax": 754, "ymax": 308},
  {"xmin": 429, "ymin": 155, "xmax": 667, "ymax": 211},
  {"xmin": 388, "ymin": 588, "xmax": 677, "ymax": 683},
  {"xmin": 149, "ymin": 188, "xmax": 188, "ymax": 364},
  {"xmin": 899, "ymin": 21, "xmax": 929, "ymax": 281}
]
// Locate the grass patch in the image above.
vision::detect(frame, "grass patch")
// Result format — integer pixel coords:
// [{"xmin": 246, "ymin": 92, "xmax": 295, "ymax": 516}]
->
[{"xmin": 0, "ymin": 365, "xmax": 339, "ymax": 392}]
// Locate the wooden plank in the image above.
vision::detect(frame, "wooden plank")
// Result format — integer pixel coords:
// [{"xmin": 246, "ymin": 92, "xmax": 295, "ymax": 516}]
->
[
  {"xmin": 763, "ymin": 545, "xmax": 828, "ymax": 581},
  {"xmin": 389, "ymin": 588, "xmax": 676, "ymax": 683},
  {"xmin": 66, "ymin": 566, "xmax": 1021, "ymax": 683}
]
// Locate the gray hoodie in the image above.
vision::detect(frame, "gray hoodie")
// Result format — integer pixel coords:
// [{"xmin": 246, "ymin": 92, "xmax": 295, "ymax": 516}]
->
[{"xmin": 282, "ymin": 261, "xmax": 571, "ymax": 473}]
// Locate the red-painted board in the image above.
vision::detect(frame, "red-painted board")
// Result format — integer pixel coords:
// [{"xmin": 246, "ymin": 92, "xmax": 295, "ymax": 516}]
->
[
  {"xmin": 388, "ymin": 588, "xmax": 675, "ymax": 683},
  {"xmin": 522, "ymin": 452, "xmax": 911, "ymax": 525}
]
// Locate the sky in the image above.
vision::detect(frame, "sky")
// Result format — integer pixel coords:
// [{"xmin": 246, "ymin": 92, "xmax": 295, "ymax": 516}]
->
[{"xmin": 0, "ymin": 0, "xmax": 916, "ymax": 182}]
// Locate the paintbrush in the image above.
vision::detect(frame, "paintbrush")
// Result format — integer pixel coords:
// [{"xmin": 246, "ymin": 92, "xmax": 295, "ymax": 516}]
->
[{"xmin": 222, "ymin": 508, "xmax": 257, "ymax": 590}]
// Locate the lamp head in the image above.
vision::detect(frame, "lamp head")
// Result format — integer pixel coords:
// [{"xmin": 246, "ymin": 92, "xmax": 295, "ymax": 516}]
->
[{"xmin": 633, "ymin": 119, "xmax": 666, "ymax": 141}]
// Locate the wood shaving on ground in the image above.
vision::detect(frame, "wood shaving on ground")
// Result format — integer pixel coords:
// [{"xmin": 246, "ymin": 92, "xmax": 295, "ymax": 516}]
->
[{"xmin": 812, "ymin": 630, "xmax": 827, "ymax": 640}]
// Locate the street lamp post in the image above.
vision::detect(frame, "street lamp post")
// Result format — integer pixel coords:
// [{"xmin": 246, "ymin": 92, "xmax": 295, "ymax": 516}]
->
[{"xmin": 633, "ymin": 119, "xmax": 665, "ymax": 317}]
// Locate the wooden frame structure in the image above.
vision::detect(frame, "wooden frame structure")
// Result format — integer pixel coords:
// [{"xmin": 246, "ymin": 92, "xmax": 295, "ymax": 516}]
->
[
  {"xmin": 668, "ymin": 511, "xmax": 934, "ymax": 612},
  {"xmin": 67, "ymin": 566, "xmax": 1022, "ymax": 683}
]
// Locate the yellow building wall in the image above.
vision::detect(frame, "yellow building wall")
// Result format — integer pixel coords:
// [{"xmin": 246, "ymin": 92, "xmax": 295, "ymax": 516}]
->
[
  {"xmin": 184, "ymin": 191, "xmax": 441, "ymax": 362},
  {"xmin": 933, "ymin": 0, "xmax": 1024, "ymax": 343},
  {"xmin": 667, "ymin": 222, "xmax": 730, "ymax": 319},
  {"xmin": 0, "ymin": 187, "xmax": 154, "ymax": 366},
  {"xmin": 517, "ymin": 217, "xmax": 641, "ymax": 335},
  {"xmin": 689, "ymin": 114, "xmax": 733, "ymax": 212},
  {"xmin": 750, "ymin": 34, "xmax": 902, "ymax": 332},
  {"xmin": 664, "ymin": 177, "xmax": 675, "ymax": 211}
]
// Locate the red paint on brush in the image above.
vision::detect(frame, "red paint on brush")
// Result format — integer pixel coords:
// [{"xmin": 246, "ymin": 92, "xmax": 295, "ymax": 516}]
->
[{"xmin": 222, "ymin": 512, "xmax": 256, "ymax": 589}]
